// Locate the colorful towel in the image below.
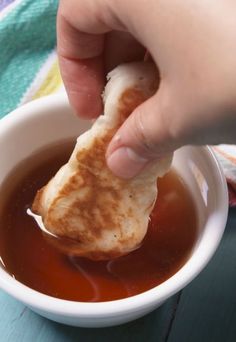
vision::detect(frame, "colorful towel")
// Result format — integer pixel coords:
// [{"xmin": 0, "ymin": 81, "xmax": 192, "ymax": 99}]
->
[
  {"xmin": 0, "ymin": 0, "xmax": 62, "ymax": 117},
  {"xmin": 1, "ymin": 0, "xmax": 236, "ymax": 206},
  {"xmin": 212, "ymin": 146, "xmax": 236, "ymax": 206}
]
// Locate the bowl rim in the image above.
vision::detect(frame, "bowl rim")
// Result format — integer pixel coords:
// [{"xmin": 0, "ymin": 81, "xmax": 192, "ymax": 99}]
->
[{"xmin": 0, "ymin": 94, "xmax": 229, "ymax": 317}]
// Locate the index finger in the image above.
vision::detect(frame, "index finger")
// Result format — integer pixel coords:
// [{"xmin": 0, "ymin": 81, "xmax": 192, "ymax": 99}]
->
[{"xmin": 57, "ymin": 1, "xmax": 110, "ymax": 118}]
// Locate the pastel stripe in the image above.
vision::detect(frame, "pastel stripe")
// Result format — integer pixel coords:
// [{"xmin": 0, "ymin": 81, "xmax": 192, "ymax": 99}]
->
[
  {"xmin": 0, "ymin": 0, "xmax": 58, "ymax": 118},
  {"xmin": 215, "ymin": 145, "xmax": 236, "ymax": 163},
  {"xmin": 0, "ymin": 0, "xmax": 16, "ymax": 11},
  {"xmin": 32, "ymin": 59, "xmax": 62, "ymax": 100},
  {"xmin": 0, "ymin": 0, "xmax": 22, "ymax": 20},
  {"xmin": 213, "ymin": 147, "xmax": 236, "ymax": 183},
  {"xmin": 20, "ymin": 50, "xmax": 62, "ymax": 104}
]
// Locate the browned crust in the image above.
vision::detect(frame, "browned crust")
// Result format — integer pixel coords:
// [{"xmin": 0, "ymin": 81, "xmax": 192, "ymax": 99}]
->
[
  {"xmin": 32, "ymin": 186, "xmax": 45, "ymax": 215},
  {"xmin": 32, "ymin": 84, "xmax": 159, "ymax": 259}
]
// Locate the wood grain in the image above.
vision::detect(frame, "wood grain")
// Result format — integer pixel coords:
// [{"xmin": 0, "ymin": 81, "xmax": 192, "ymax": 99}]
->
[
  {"xmin": 0, "ymin": 291, "xmax": 178, "ymax": 341},
  {"xmin": 168, "ymin": 208, "xmax": 236, "ymax": 342}
]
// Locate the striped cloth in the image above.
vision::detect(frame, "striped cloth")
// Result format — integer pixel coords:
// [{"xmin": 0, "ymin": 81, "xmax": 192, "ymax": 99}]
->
[
  {"xmin": 1, "ymin": 0, "xmax": 236, "ymax": 206},
  {"xmin": 213, "ymin": 146, "xmax": 236, "ymax": 206},
  {"xmin": 0, "ymin": 0, "xmax": 62, "ymax": 117}
]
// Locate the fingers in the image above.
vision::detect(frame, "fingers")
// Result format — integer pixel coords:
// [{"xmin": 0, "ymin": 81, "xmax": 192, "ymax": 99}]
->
[
  {"xmin": 57, "ymin": 2, "xmax": 108, "ymax": 118},
  {"xmin": 104, "ymin": 31, "xmax": 145, "ymax": 72},
  {"xmin": 58, "ymin": 55, "xmax": 105, "ymax": 119},
  {"xmin": 57, "ymin": 0, "xmax": 145, "ymax": 119},
  {"xmin": 106, "ymin": 88, "xmax": 180, "ymax": 179}
]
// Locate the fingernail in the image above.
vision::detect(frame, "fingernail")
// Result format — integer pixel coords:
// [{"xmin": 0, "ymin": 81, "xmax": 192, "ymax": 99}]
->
[{"xmin": 107, "ymin": 147, "xmax": 149, "ymax": 179}]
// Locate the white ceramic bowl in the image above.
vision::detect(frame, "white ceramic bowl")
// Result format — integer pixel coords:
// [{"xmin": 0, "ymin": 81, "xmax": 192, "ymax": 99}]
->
[{"xmin": 0, "ymin": 94, "xmax": 228, "ymax": 327}]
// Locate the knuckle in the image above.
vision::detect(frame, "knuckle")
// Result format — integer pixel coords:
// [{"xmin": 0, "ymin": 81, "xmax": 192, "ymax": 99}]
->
[
  {"xmin": 132, "ymin": 95, "xmax": 176, "ymax": 157},
  {"xmin": 133, "ymin": 106, "xmax": 159, "ymax": 157}
]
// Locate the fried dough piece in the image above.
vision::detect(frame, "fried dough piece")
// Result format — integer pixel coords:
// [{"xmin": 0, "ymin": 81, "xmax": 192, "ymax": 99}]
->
[{"xmin": 32, "ymin": 62, "xmax": 172, "ymax": 260}]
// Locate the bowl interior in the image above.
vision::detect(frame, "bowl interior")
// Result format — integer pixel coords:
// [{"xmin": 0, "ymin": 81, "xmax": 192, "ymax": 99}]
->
[{"xmin": 0, "ymin": 95, "xmax": 228, "ymax": 322}]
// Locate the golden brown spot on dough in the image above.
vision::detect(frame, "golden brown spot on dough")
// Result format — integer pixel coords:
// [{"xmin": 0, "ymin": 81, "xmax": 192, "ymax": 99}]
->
[
  {"xmin": 118, "ymin": 89, "xmax": 149, "ymax": 122},
  {"xmin": 43, "ymin": 131, "xmax": 128, "ymax": 243},
  {"xmin": 32, "ymin": 186, "xmax": 45, "ymax": 215},
  {"xmin": 117, "ymin": 82, "xmax": 158, "ymax": 123}
]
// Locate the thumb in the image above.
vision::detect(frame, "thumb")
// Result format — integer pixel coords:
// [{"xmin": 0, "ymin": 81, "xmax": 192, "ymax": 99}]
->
[{"xmin": 106, "ymin": 92, "xmax": 179, "ymax": 179}]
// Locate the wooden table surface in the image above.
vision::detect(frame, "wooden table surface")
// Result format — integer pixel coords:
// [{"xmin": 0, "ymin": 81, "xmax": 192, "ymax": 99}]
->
[{"xmin": 0, "ymin": 208, "xmax": 235, "ymax": 342}]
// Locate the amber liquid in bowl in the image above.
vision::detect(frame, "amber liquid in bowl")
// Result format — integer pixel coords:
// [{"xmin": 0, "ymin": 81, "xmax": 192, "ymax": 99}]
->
[{"xmin": 0, "ymin": 141, "xmax": 198, "ymax": 302}]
